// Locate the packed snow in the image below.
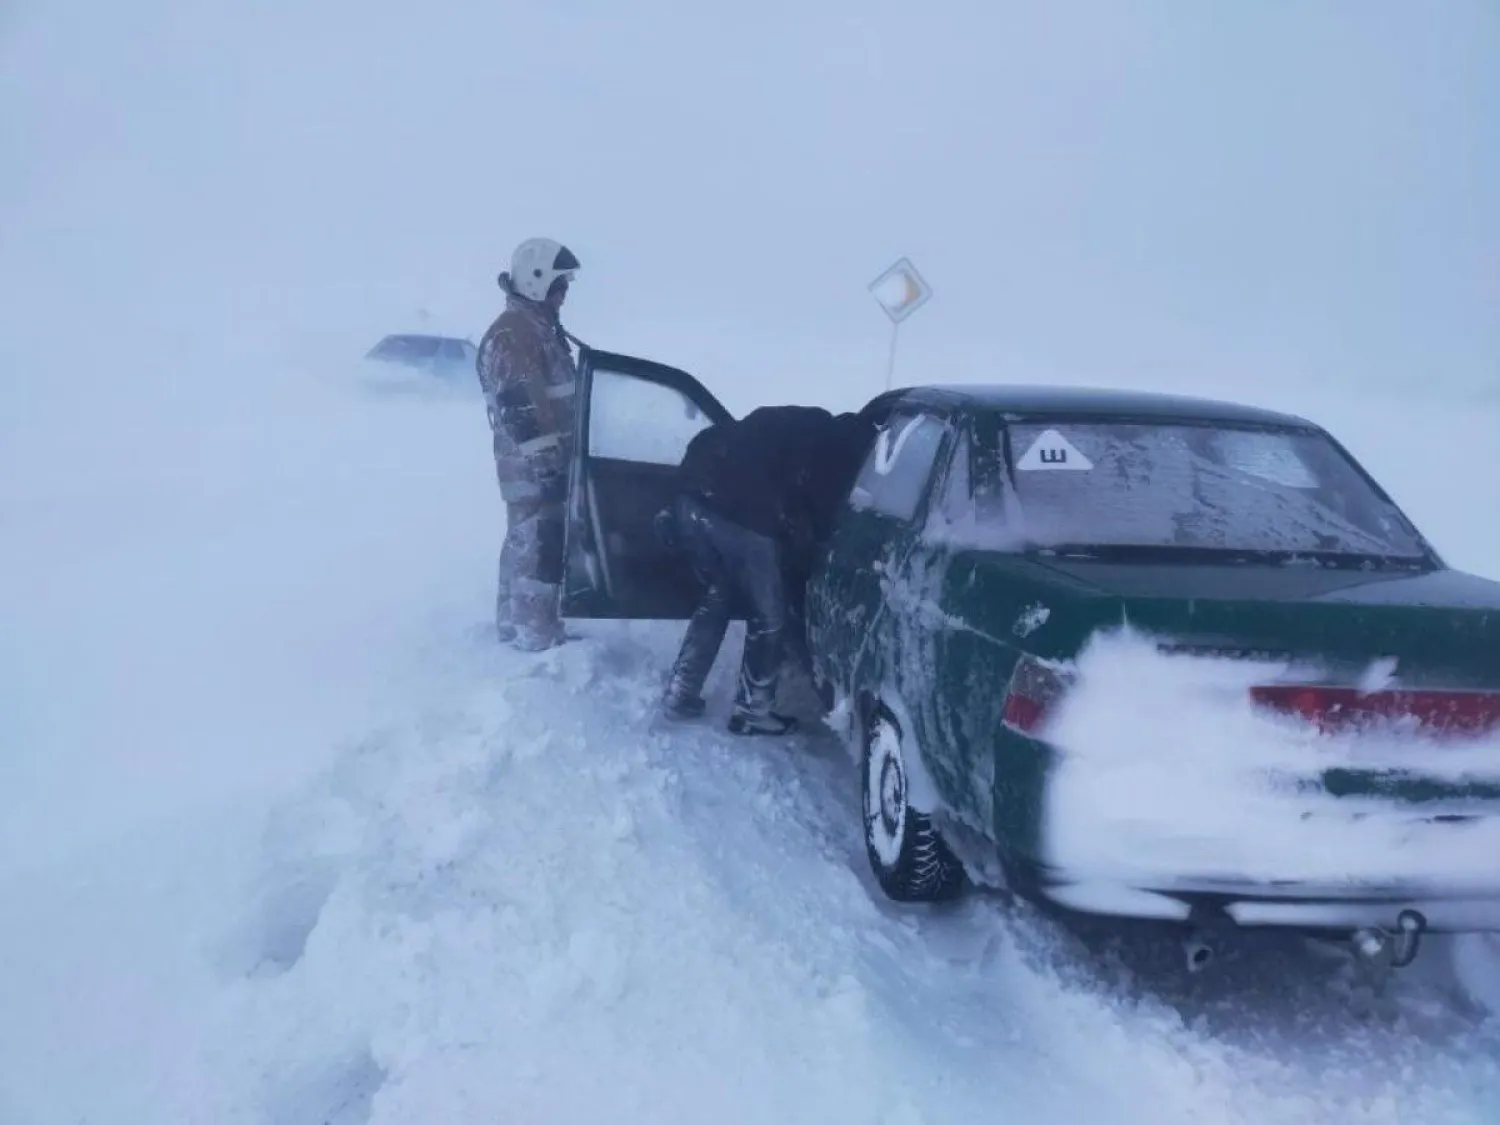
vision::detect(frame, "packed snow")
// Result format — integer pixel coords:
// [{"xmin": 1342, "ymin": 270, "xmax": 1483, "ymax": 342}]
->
[{"xmin": 4, "ymin": 0, "xmax": 1500, "ymax": 1121}]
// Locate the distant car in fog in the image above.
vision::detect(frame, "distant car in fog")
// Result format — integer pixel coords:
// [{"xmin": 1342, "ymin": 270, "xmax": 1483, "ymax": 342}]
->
[{"xmin": 364, "ymin": 333, "xmax": 478, "ymax": 385}]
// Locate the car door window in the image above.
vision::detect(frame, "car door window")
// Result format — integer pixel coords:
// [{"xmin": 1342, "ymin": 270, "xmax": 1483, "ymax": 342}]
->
[
  {"xmin": 924, "ymin": 430, "xmax": 972, "ymax": 535},
  {"xmin": 589, "ymin": 367, "xmax": 714, "ymax": 465},
  {"xmin": 850, "ymin": 412, "xmax": 947, "ymax": 520}
]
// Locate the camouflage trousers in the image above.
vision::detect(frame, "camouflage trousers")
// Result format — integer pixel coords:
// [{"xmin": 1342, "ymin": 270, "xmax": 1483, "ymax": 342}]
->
[{"xmin": 494, "ymin": 437, "xmax": 568, "ymax": 651}]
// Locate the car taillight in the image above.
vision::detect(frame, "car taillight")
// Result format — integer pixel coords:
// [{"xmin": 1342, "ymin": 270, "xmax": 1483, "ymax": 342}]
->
[
  {"xmin": 1002, "ymin": 654, "xmax": 1073, "ymax": 735},
  {"xmin": 1249, "ymin": 684, "xmax": 1500, "ymax": 738}
]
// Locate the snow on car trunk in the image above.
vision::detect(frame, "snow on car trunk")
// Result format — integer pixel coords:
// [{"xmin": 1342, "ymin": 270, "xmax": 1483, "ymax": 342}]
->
[{"xmin": 1039, "ymin": 627, "xmax": 1500, "ymax": 896}]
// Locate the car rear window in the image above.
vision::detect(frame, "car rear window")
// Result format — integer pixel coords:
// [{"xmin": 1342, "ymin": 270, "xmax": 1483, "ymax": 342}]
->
[{"xmin": 996, "ymin": 421, "xmax": 1428, "ymax": 561}]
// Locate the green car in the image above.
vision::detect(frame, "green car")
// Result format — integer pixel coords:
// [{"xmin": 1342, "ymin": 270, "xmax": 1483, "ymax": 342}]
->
[{"xmin": 561, "ymin": 348, "xmax": 1500, "ymax": 974}]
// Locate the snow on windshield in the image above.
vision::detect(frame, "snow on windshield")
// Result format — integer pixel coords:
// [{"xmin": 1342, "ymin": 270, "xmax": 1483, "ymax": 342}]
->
[{"xmin": 1001, "ymin": 422, "xmax": 1428, "ymax": 559}]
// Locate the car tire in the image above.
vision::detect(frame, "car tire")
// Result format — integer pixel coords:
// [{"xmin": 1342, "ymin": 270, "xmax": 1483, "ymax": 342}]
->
[{"xmin": 861, "ymin": 705, "xmax": 966, "ymax": 903}]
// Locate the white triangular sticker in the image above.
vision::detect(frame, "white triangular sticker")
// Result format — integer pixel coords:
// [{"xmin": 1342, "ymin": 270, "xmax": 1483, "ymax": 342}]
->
[{"xmin": 1017, "ymin": 429, "xmax": 1093, "ymax": 471}]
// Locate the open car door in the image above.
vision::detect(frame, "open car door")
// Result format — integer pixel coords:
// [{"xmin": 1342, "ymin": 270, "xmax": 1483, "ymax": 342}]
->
[{"xmin": 562, "ymin": 348, "xmax": 734, "ymax": 619}]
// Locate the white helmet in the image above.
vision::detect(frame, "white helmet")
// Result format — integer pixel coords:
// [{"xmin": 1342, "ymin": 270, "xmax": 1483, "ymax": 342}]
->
[{"xmin": 508, "ymin": 237, "xmax": 581, "ymax": 302}]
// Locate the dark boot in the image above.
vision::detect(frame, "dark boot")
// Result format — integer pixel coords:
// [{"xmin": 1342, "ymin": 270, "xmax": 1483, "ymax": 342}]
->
[
  {"xmin": 659, "ymin": 694, "xmax": 708, "ymax": 722},
  {"xmin": 727, "ymin": 711, "xmax": 798, "ymax": 736}
]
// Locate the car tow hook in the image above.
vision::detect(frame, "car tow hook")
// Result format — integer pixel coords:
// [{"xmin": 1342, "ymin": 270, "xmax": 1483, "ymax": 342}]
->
[
  {"xmin": 1183, "ymin": 930, "xmax": 1216, "ymax": 973},
  {"xmin": 1387, "ymin": 908, "xmax": 1428, "ymax": 967},
  {"xmin": 1350, "ymin": 909, "xmax": 1427, "ymax": 989}
]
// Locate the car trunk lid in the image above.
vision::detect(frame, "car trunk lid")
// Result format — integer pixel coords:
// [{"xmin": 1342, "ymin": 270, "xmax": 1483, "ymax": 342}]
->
[
  {"xmin": 1036, "ymin": 558, "xmax": 1500, "ymax": 685},
  {"xmin": 1028, "ymin": 558, "xmax": 1500, "ymax": 751}
]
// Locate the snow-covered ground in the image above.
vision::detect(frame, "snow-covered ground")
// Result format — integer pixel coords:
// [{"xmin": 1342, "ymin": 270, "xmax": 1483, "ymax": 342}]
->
[{"xmin": 4, "ymin": 0, "xmax": 1500, "ymax": 1121}]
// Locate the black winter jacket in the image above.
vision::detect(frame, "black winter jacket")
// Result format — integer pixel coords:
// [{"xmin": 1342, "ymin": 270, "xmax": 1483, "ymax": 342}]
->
[{"xmin": 677, "ymin": 406, "xmax": 874, "ymax": 545}]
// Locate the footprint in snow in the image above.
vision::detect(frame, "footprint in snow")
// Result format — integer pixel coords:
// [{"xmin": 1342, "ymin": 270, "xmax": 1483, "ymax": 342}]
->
[
  {"xmin": 211, "ymin": 860, "xmax": 343, "ymax": 980},
  {"xmin": 265, "ymin": 1045, "xmax": 386, "ymax": 1125}
]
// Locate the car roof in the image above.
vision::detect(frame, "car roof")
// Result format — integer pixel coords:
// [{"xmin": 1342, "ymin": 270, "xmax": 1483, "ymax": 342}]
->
[
  {"xmin": 880, "ymin": 384, "xmax": 1317, "ymax": 429},
  {"xmin": 375, "ymin": 333, "xmax": 470, "ymax": 345}
]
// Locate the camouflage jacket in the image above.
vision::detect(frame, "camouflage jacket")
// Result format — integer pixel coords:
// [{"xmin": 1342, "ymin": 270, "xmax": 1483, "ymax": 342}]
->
[{"xmin": 475, "ymin": 286, "xmax": 579, "ymax": 463}]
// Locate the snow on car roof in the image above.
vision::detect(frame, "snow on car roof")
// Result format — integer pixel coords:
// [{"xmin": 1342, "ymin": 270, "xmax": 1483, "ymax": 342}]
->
[
  {"xmin": 884, "ymin": 384, "xmax": 1316, "ymax": 429},
  {"xmin": 373, "ymin": 333, "xmax": 471, "ymax": 346}
]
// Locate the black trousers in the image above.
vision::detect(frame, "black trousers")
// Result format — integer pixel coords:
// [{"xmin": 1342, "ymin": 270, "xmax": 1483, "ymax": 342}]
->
[{"xmin": 664, "ymin": 494, "xmax": 786, "ymax": 720}]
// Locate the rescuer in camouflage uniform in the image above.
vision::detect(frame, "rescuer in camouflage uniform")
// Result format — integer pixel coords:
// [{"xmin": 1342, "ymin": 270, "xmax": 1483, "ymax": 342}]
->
[{"xmin": 475, "ymin": 237, "xmax": 582, "ymax": 651}]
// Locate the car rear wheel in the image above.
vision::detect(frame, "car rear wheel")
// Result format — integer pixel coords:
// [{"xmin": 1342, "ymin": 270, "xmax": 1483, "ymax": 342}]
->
[{"xmin": 861, "ymin": 705, "xmax": 965, "ymax": 903}]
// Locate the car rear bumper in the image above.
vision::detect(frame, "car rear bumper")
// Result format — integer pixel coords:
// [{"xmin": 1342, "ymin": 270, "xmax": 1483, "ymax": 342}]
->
[
  {"xmin": 1036, "ymin": 871, "xmax": 1500, "ymax": 934},
  {"xmin": 1037, "ymin": 765, "xmax": 1500, "ymax": 935}
]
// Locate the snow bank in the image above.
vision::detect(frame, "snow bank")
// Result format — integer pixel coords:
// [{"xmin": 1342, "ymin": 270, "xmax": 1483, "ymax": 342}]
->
[
  {"xmin": 8, "ymin": 618, "xmax": 1496, "ymax": 1123},
  {"xmin": 0, "ymin": 346, "xmax": 498, "ymax": 871}
]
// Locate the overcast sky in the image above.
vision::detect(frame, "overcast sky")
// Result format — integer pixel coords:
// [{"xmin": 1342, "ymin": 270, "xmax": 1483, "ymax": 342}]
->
[{"xmin": 3, "ymin": 0, "xmax": 1495, "ymax": 418}]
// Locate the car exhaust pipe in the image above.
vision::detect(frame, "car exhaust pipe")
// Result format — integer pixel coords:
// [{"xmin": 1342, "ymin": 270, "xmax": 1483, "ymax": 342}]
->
[{"xmin": 1184, "ymin": 932, "xmax": 1215, "ymax": 973}]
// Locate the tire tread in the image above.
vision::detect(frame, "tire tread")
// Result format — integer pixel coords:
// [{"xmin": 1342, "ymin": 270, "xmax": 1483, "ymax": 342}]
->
[{"xmin": 862, "ymin": 706, "xmax": 966, "ymax": 903}]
